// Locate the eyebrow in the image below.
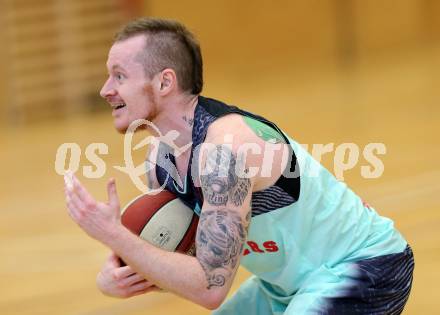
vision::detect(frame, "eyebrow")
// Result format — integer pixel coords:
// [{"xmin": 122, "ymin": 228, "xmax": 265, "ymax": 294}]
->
[{"xmin": 110, "ymin": 64, "xmax": 127, "ymax": 72}]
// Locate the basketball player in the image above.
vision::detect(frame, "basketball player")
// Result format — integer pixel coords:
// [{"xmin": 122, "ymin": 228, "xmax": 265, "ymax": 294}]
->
[{"xmin": 64, "ymin": 18, "xmax": 414, "ymax": 314}]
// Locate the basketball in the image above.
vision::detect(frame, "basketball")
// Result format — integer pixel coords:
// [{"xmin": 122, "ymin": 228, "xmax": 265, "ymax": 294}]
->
[{"xmin": 121, "ymin": 190, "xmax": 198, "ymax": 256}]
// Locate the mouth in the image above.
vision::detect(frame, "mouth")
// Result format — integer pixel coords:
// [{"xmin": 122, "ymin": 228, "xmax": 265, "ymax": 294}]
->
[{"xmin": 111, "ymin": 102, "xmax": 126, "ymax": 110}]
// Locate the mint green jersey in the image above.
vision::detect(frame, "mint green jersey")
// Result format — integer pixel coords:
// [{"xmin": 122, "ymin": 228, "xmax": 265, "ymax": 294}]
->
[{"xmin": 240, "ymin": 135, "xmax": 407, "ymax": 296}]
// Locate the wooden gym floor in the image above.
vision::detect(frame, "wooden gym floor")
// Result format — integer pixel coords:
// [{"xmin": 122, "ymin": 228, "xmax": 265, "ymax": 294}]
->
[{"xmin": 0, "ymin": 44, "xmax": 439, "ymax": 315}]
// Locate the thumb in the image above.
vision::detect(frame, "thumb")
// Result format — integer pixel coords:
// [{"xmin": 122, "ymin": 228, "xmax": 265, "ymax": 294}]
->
[{"xmin": 107, "ymin": 178, "xmax": 120, "ymax": 208}]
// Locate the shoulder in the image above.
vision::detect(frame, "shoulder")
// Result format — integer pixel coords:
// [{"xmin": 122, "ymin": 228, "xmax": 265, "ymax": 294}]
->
[
  {"xmin": 205, "ymin": 114, "xmax": 248, "ymax": 139},
  {"xmin": 204, "ymin": 113, "xmax": 287, "ymax": 156},
  {"xmin": 198, "ymin": 113, "xmax": 289, "ymax": 190},
  {"xmin": 203, "ymin": 114, "xmax": 265, "ymax": 165},
  {"xmin": 206, "ymin": 114, "xmax": 267, "ymax": 144}
]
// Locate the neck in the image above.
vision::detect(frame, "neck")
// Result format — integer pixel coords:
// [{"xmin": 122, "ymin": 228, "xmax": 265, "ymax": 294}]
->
[{"xmin": 150, "ymin": 93, "xmax": 198, "ymax": 150}]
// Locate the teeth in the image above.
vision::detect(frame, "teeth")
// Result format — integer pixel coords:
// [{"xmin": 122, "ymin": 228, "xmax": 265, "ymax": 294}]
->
[{"xmin": 112, "ymin": 103, "xmax": 126, "ymax": 109}]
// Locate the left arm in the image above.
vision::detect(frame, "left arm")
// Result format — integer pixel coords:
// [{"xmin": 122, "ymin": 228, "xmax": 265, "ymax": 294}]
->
[{"xmin": 194, "ymin": 141, "xmax": 253, "ymax": 301}]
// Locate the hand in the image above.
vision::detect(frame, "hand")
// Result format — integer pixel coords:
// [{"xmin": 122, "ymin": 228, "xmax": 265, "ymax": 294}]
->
[
  {"xmin": 63, "ymin": 171, "xmax": 122, "ymax": 244},
  {"xmin": 97, "ymin": 253, "xmax": 159, "ymax": 298}
]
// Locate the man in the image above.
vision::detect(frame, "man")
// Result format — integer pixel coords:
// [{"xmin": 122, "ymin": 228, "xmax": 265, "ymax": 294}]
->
[{"xmin": 64, "ymin": 17, "xmax": 414, "ymax": 314}]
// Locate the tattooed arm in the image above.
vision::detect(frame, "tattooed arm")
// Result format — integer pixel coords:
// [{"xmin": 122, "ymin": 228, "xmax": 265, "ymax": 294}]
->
[
  {"xmin": 193, "ymin": 133, "xmax": 256, "ymax": 308},
  {"xmin": 191, "ymin": 113, "xmax": 288, "ymax": 306}
]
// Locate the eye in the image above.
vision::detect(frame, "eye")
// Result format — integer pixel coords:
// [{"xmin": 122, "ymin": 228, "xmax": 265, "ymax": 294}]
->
[{"xmin": 115, "ymin": 73, "xmax": 125, "ymax": 82}]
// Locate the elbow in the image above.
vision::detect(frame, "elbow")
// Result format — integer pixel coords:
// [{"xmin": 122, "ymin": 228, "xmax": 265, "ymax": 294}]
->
[
  {"xmin": 203, "ymin": 299, "xmax": 223, "ymax": 311},
  {"xmin": 199, "ymin": 290, "xmax": 227, "ymax": 310}
]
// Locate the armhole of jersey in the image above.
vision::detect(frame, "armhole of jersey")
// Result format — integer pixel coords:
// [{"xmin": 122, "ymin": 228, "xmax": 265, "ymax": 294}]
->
[
  {"xmin": 242, "ymin": 115, "xmax": 300, "ymax": 202},
  {"xmin": 239, "ymin": 115, "xmax": 300, "ymax": 202},
  {"xmin": 198, "ymin": 96, "xmax": 300, "ymax": 202}
]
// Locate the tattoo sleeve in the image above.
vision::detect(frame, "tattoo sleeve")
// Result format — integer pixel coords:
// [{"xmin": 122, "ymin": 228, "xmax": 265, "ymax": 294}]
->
[
  {"xmin": 196, "ymin": 209, "xmax": 247, "ymax": 289},
  {"xmin": 200, "ymin": 145, "xmax": 251, "ymax": 207},
  {"xmin": 197, "ymin": 144, "xmax": 253, "ymax": 289}
]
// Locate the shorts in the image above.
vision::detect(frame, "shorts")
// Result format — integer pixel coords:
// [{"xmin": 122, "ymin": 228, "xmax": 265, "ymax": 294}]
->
[{"xmin": 213, "ymin": 246, "xmax": 414, "ymax": 315}]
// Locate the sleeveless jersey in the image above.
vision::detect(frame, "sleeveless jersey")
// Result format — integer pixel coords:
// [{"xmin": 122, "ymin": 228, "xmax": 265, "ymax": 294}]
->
[{"xmin": 155, "ymin": 96, "xmax": 407, "ymax": 296}]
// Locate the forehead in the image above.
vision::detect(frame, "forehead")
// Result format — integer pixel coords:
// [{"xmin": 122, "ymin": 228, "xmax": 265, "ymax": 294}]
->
[{"xmin": 106, "ymin": 34, "xmax": 146, "ymax": 68}]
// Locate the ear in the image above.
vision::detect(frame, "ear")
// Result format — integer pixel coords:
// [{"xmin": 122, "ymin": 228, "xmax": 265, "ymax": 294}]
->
[{"xmin": 158, "ymin": 68, "xmax": 177, "ymax": 96}]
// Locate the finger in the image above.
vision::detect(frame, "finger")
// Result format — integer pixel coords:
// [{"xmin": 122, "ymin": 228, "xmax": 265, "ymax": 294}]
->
[
  {"xmin": 113, "ymin": 266, "xmax": 136, "ymax": 280},
  {"xmin": 65, "ymin": 190, "xmax": 81, "ymax": 219},
  {"xmin": 107, "ymin": 178, "xmax": 120, "ymax": 208},
  {"xmin": 71, "ymin": 174, "xmax": 95, "ymax": 206},
  {"xmin": 65, "ymin": 194, "xmax": 76, "ymax": 219},
  {"xmin": 122, "ymin": 273, "xmax": 147, "ymax": 287},
  {"xmin": 128, "ymin": 280, "xmax": 155, "ymax": 294},
  {"xmin": 66, "ymin": 188, "xmax": 84, "ymax": 210},
  {"xmin": 64, "ymin": 180, "xmax": 77, "ymax": 203},
  {"xmin": 64, "ymin": 173, "xmax": 74, "ymax": 191},
  {"xmin": 65, "ymin": 186, "xmax": 86, "ymax": 222}
]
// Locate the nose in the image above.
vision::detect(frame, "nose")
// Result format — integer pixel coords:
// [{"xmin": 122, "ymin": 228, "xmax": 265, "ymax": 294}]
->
[{"xmin": 100, "ymin": 77, "xmax": 117, "ymax": 99}]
